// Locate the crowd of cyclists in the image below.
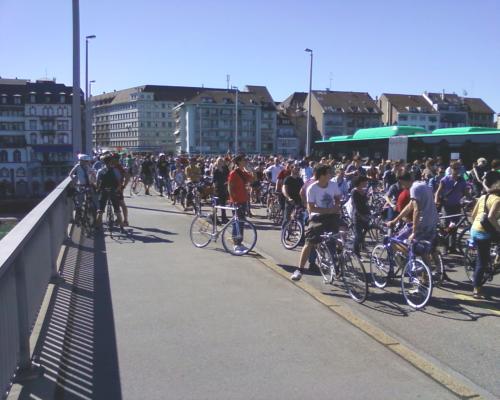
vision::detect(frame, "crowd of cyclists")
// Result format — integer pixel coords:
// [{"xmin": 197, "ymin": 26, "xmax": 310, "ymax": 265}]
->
[{"xmin": 69, "ymin": 150, "xmax": 500, "ymax": 303}]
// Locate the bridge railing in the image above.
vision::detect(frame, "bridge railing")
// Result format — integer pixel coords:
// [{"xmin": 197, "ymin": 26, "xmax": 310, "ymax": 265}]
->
[{"xmin": 0, "ymin": 177, "xmax": 73, "ymax": 397}]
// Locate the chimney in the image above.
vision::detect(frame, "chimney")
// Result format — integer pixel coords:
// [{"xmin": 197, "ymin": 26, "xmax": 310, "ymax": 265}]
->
[{"xmin": 441, "ymin": 89, "xmax": 445, "ymax": 100}]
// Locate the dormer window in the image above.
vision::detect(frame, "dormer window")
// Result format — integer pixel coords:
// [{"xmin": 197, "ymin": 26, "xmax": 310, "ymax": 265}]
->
[
  {"xmin": 60, "ymin": 94, "xmax": 65, "ymax": 103},
  {"xmin": 30, "ymin": 94, "xmax": 36, "ymax": 103},
  {"xmin": 14, "ymin": 94, "xmax": 21, "ymax": 105}
]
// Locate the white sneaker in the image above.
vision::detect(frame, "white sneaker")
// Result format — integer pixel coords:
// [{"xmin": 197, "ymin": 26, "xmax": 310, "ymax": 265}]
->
[
  {"xmin": 291, "ymin": 269, "xmax": 302, "ymax": 281},
  {"xmin": 233, "ymin": 245, "xmax": 247, "ymax": 254}
]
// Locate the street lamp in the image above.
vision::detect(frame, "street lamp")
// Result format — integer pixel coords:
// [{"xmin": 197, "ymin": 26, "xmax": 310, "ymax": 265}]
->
[
  {"xmin": 231, "ymin": 86, "xmax": 239, "ymax": 154},
  {"xmin": 85, "ymin": 34, "xmax": 96, "ymax": 153},
  {"xmin": 305, "ymin": 48, "xmax": 313, "ymax": 157},
  {"xmin": 89, "ymin": 80, "xmax": 95, "ymax": 150}
]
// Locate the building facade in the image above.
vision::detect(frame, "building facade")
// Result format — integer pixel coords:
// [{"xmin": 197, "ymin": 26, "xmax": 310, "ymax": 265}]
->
[
  {"xmin": 0, "ymin": 78, "xmax": 77, "ymax": 198},
  {"xmin": 173, "ymin": 85, "xmax": 277, "ymax": 155},
  {"xmin": 307, "ymin": 90, "xmax": 382, "ymax": 139},
  {"xmin": 462, "ymin": 97, "xmax": 495, "ymax": 127},
  {"xmin": 422, "ymin": 92, "xmax": 468, "ymax": 128},
  {"xmin": 379, "ymin": 93, "xmax": 439, "ymax": 131},
  {"xmin": 276, "ymin": 113, "xmax": 299, "ymax": 157},
  {"xmin": 92, "ymin": 85, "xmax": 235, "ymax": 154}
]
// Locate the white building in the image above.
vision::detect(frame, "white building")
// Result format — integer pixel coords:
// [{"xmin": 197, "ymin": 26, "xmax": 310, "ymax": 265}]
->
[
  {"xmin": 173, "ymin": 85, "xmax": 277, "ymax": 155},
  {"xmin": 92, "ymin": 85, "xmax": 206, "ymax": 154}
]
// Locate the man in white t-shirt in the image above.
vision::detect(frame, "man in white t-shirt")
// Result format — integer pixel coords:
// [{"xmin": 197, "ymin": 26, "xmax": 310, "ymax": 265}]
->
[
  {"xmin": 264, "ymin": 157, "xmax": 284, "ymax": 184},
  {"xmin": 291, "ymin": 165, "xmax": 341, "ymax": 281}
]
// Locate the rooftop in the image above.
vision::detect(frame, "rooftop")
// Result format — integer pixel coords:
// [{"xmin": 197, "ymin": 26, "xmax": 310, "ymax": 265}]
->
[
  {"xmin": 312, "ymin": 90, "xmax": 382, "ymax": 114},
  {"xmin": 381, "ymin": 93, "xmax": 437, "ymax": 114}
]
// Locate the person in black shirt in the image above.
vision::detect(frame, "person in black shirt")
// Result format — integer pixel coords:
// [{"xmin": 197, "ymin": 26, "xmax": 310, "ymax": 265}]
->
[
  {"xmin": 281, "ymin": 163, "xmax": 304, "ymax": 228},
  {"xmin": 472, "ymin": 158, "xmax": 488, "ymax": 196},
  {"xmin": 213, "ymin": 157, "xmax": 230, "ymax": 223},
  {"xmin": 141, "ymin": 155, "xmax": 155, "ymax": 195},
  {"xmin": 351, "ymin": 176, "xmax": 370, "ymax": 258},
  {"xmin": 156, "ymin": 154, "xmax": 170, "ymax": 197},
  {"xmin": 483, "ymin": 159, "xmax": 500, "ymax": 193}
]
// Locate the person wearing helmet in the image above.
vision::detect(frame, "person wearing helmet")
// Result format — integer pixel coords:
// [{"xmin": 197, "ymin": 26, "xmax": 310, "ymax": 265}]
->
[
  {"xmin": 95, "ymin": 154, "xmax": 124, "ymax": 230},
  {"xmin": 69, "ymin": 154, "xmax": 96, "ymax": 209}
]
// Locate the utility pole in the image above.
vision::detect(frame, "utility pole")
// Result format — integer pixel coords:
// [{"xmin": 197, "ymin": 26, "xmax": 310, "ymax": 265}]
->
[
  {"xmin": 72, "ymin": 0, "xmax": 81, "ymax": 158},
  {"xmin": 305, "ymin": 48, "xmax": 313, "ymax": 157},
  {"xmin": 85, "ymin": 34, "xmax": 96, "ymax": 153},
  {"xmin": 231, "ymin": 86, "xmax": 239, "ymax": 154}
]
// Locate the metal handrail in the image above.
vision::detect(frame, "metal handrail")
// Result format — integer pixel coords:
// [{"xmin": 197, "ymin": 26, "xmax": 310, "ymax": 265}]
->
[{"xmin": 0, "ymin": 177, "xmax": 73, "ymax": 396}]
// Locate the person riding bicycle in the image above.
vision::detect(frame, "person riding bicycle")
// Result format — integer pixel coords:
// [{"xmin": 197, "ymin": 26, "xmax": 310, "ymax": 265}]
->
[
  {"xmin": 69, "ymin": 153, "xmax": 95, "ymax": 208},
  {"xmin": 95, "ymin": 154, "xmax": 124, "ymax": 231},
  {"xmin": 291, "ymin": 165, "xmax": 341, "ymax": 281},
  {"xmin": 186, "ymin": 158, "xmax": 202, "ymax": 184},
  {"xmin": 227, "ymin": 154, "xmax": 254, "ymax": 254},
  {"xmin": 469, "ymin": 181, "xmax": 500, "ymax": 298},
  {"xmin": 281, "ymin": 162, "xmax": 304, "ymax": 229},
  {"xmin": 351, "ymin": 175, "xmax": 370, "ymax": 259},
  {"xmin": 140, "ymin": 154, "xmax": 155, "ymax": 195}
]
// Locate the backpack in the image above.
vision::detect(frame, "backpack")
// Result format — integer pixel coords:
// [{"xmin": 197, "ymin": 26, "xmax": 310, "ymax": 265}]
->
[{"xmin": 100, "ymin": 167, "xmax": 118, "ymax": 189}]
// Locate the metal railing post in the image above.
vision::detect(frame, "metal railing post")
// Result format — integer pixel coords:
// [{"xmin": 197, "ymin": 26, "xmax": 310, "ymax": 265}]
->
[
  {"xmin": 14, "ymin": 255, "xmax": 43, "ymax": 382},
  {"xmin": 48, "ymin": 207, "xmax": 64, "ymax": 283}
]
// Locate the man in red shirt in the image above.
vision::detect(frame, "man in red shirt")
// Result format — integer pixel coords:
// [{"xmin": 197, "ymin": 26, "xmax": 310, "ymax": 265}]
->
[{"xmin": 228, "ymin": 155, "xmax": 254, "ymax": 253}]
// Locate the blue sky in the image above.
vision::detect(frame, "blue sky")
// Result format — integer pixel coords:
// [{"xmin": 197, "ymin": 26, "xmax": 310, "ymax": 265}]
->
[{"xmin": 1, "ymin": 0, "xmax": 499, "ymax": 114}]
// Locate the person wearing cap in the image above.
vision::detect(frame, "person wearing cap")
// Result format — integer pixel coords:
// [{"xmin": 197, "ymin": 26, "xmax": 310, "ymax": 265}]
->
[
  {"xmin": 227, "ymin": 155, "xmax": 254, "ymax": 254},
  {"xmin": 95, "ymin": 154, "xmax": 124, "ymax": 230}
]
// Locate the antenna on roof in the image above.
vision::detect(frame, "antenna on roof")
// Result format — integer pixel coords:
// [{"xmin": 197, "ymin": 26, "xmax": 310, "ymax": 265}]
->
[
  {"xmin": 463, "ymin": 89, "xmax": 468, "ymax": 97},
  {"xmin": 226, "ymin": 74, "xmax": 230, "ymax": 90},
  {"xmin": 329, "ymin": 72, "xmax": 333, "ymax": 90}
]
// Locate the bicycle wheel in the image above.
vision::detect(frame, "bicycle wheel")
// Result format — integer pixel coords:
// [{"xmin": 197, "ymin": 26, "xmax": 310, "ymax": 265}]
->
[
  {"xmin": 221, "ymin": 220, "xmax": 257, "ymax": 256},
  {"xmin": 463, "ymin": 242, "xmax": 478, "ymax": 283},
  {"xmin": 316, "ymin": 241, "xmax": 335, "ymax": 284},
  {"xmin": 82, "ymin": 202, "xmax": 96, "ymax": 237},
  {"xmin": 107, "ymin": 204, "xmax": 114, "ymax": 236},
  {"xmin": 132, "ymin": 181, "xmax": 143, "ymax": 195},
  {"xmin": 370, "ymin": 245, "xmax": 391, "ymax": 289},
  {"xmin": 456, "ymin": 228, "xmax": 470, "ymax": 255},
  {"xmin": 401, "ymin": 259, "xmax": 433, "ymax": 309},
  {"xmin": 193, "ymin": 194, "xmax": 202, "ymax": 216},
  {"xmin": 429, "ymin": 250, "xmax": 445, "ymax": 287},
  {"xmin": 281, "ymin": 220, "xmax": 303, "ymax": 250},
  {"xmin": 189, "ymin": 213, "xmax": 214, "ymax": 248},
  {"xmin": 341, "ymin": 252, "xmax": 368, "ymax": 303}
]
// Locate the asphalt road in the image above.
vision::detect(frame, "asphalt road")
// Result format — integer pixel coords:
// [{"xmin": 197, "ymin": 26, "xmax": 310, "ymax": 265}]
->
[
  {"xmin": 104, "ymin": 194, "xmax": 461, "ymax": 400},
  {"xmin": 245, "ymin": 203, "xmax": 500, "ymax": 399}
]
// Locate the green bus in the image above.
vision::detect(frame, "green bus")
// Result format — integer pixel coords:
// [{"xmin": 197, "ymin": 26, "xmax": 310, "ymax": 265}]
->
[{"xmin": 313, "ymin": 126, "xmax": 500, "ymax": 166}]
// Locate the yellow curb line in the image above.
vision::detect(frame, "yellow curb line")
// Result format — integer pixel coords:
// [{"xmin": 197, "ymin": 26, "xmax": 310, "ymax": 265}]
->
[
  {"xmin": 453, "ymin": 294, "xmax": 500, "ymax": 316},
  {"xmin": 253, "ymin": 252, "xmax": 484, "ymax": 400}
]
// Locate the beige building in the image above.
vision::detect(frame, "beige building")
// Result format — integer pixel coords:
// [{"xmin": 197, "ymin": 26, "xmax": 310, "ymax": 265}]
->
[
  {"xmin": 379, "ymin": 93, "xmax": 439, "ymax": 131},
  {"xmin": 305, "ymin": 90, "xmax": 382, "ymax": 139}
]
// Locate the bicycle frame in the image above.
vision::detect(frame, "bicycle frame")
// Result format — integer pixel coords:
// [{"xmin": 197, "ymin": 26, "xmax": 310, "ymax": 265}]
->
[{"xmin": 204, "ymin": 198, "xmax": 242, "ymax": 242}]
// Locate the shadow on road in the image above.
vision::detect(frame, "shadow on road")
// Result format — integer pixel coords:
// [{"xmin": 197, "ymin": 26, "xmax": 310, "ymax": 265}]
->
[{"xmin": 15, "ymin": 228, "xmax": 122, "ymax": 400}]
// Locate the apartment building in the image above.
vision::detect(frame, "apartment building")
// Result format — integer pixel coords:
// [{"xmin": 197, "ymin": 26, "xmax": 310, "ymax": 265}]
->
[
  {"xmin": 173, "ymin": 85, "xmax": 277, "ymax": 154},
  {"xmin": 277, "ymin": 92, "xmax": 310, "ymax": 155},
  {"xmin": 276, "ymin": 112, "xmax": 299, "ymax": 157},
  {"xmin": 92, "ymin": 85, "xmax": 235, "ymax": 154},
  {"xmin": 462, "ymin": 97, "xmax": 495, "ymax": 127},
  {"xmin": 379, "ymin": 93, "xmax": 439, "ymax": 131},
  {"xmin": 0, "ymin": 78, "xmax": 76, "ymax": 198},
  {"xmin": 422, "ymin": 92, "xmax": 468, "ymax": 128},
  {"xmin": 306, "ymin": 90, "xmax": 382, "ymax": 139}
]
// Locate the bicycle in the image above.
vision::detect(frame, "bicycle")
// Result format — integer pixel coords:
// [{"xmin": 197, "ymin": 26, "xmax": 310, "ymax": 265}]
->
[
  {"xmin": 73, "ymin": 185, "xmax": 96, "ymax": 237},
  {"xmin": 370, "ymin": 231, "xmax": 436, "ymax": 309},
  {"xmin": 129, "ymin": 175, "xmax": 143, "ymax": 196},
  {"xmin": 189, "ymin": 197, "xmax": 257, "ymax": 256},
  {"xmin": 104, "ymin": 189, "xmax": 116, "ymax": 237},
  {"xmin": 436, "ymin": 210, "xmax": 471, "ymax": 255},
  {"xmin": 281, "ymin": 205, "xmax": 305, "ymax": 250},
  {"xmin": 463, "ymin": 240, "xmax": 500, "ymax": 285},
  {"xmin": 316, "ymin": 230, "xmax": 369, "ymax": 303}
]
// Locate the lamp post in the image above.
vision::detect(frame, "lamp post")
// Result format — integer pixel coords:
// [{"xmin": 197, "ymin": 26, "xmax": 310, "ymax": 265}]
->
[
  {"xmin": 231, "ymin": 86, "xmax": 239, "ymax": 154},
  {"xmin": 72, "ymin": 0, "xmax": 82, "ymax": 159},
  {"xmin": 89, "ymin": 79, "xmax": 95, "ymax": 150},
  {"xmin": 305, "ymin": 48, "xmax": 313, "ymax": 157},
  {"xmin": 85, "ymin": 34, "xmax": 96, "ymax": 153}
]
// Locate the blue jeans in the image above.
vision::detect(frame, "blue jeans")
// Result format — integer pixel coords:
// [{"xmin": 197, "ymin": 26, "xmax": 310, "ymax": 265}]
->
[{"xmin": 231, "ymin": 203, "xmax": 247, "ymax": 245}]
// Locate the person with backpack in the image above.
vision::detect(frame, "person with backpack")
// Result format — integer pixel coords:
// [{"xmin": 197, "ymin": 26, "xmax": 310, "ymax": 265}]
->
[
  {"xmin": 469, "ymin": 181, "xmax": 500, "ymax": 298},
  {"xmin": 95, "ymin": 154, "xmax": 124, "ymax": 230}
]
